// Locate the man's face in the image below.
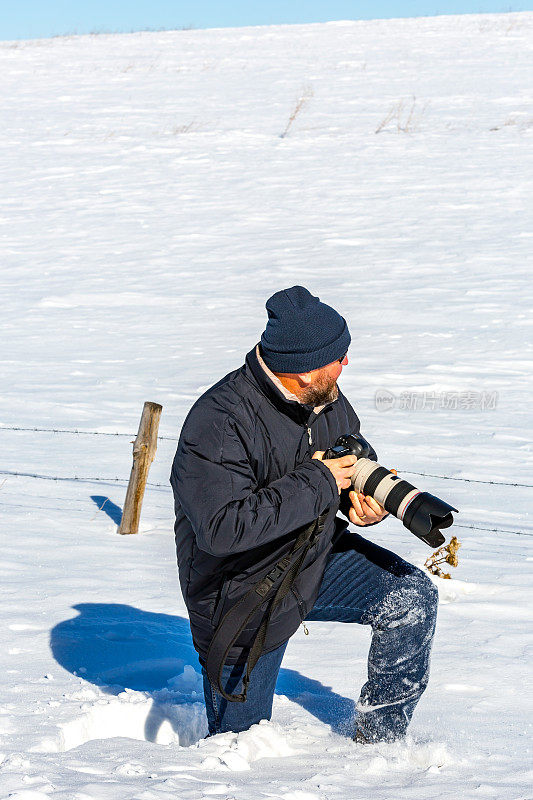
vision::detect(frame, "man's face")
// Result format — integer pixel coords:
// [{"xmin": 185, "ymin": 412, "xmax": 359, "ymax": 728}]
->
[{"xmin": 300, "ymin": 353, "xmax": 348, "ymax": 406}]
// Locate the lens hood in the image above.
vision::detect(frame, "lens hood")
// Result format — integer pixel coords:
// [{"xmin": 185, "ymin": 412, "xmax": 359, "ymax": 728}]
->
[{"xmin": 401, "ymin": 493, "xmax": 458, "ymax": 548}]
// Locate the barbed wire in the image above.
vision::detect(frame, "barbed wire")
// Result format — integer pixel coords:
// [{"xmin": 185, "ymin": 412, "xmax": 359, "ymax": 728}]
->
[
  {"xmin": 401, "ymin": 471, "xmax": 532, "ymax": 489},
  {"xmin": 0, "ymin": 469, "xmax": 531, "ymax": 538},
  {"xmin": 0, "ymin": 469, "xmax": 167, "ymax": 488},
  {"xmin": 0, "ymin": 425, "xmax": 178, "ymax": 441},
  {"xmin": 452, "ymin": 523, "xmax": 532, "ymax": 538},
  {"xmin": 1, "ymin": 425, "xmax": 531, "ymax": 488}
]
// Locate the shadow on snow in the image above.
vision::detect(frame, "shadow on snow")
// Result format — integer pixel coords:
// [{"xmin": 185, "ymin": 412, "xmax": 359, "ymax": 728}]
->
[
  {"xmin": 90, "ymin": 495, "xmax": 123, "ymax": 525},
  {"xmin": 50, "ymin": 603, "xmax": 355, "ymax": 745}
]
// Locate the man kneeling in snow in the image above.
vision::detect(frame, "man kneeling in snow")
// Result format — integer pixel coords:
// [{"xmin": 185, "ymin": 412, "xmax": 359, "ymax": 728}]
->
[{"xmin": 170, "ymin": 286, "xmax": 438, "ymax": 742}]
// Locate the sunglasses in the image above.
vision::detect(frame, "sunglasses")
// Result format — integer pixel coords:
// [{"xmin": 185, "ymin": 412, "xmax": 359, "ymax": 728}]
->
[{"xmin": 338, "ymin": 352, "xmax": 348, "ymax": 364}]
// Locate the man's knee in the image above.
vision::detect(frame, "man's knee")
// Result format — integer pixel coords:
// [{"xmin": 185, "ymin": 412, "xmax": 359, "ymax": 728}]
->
[
  {"xmin": 371, "ymin": 567, "xmax": 439, "ymax": 629},
  {"xmin": 413, "ymin": 567, "xmax": 439, "ymax": 614},
  {"xmin": 404, "ymin": 567, "xmax": 439, "ymax": 628}
]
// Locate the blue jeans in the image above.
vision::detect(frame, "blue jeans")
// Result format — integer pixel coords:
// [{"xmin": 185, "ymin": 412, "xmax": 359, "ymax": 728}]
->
[{"xmin": 201, "ymin": 531, "xmax": 439, "ymax": 741}]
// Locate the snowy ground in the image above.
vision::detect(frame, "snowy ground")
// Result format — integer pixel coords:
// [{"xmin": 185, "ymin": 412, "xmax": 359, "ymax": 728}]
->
[{"xmin": 1, "ymin": 11, "xmax": 532, "ymax": 800}]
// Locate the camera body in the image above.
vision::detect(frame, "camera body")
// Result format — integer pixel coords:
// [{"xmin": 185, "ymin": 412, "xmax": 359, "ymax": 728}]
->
[
  {"xmin": 325, "ymin": 433, "xmax": 375, "ymax": 461},
  {"xmin": 325, "ymin": 433, "xmax": 458, "ymax": 548}
]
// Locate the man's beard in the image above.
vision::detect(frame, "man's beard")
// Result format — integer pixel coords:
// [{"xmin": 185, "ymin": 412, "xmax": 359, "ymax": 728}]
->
[{"xmin": 300, "ymin": 374, "xmax": 339, "ymax": 407}]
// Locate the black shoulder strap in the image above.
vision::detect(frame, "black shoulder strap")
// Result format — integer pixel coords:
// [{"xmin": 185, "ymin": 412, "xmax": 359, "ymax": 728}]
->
[{"xmin": 205, "ymin": 512, "xmax": 328, "ymax": 703}]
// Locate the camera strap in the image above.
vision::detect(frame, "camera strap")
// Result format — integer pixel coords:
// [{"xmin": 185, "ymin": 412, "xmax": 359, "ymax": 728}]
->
[{"xmin": 205, "ymin": 511, "xmax": 329, "ymax": 703}]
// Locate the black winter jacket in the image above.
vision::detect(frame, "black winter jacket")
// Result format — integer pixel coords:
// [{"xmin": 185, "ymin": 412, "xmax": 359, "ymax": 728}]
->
[{"xmin": 170, "ymin": 345, "xmax": 377, "ymax": 665}]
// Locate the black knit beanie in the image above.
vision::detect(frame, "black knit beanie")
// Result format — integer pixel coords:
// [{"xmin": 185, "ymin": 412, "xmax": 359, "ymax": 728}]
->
[{"xmin": 260, "ymin": 286, "xmax": 351, "ymax": 373}]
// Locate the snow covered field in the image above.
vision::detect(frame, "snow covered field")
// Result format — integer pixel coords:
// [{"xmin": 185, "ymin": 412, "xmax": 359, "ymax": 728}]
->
[{"xmin": 1, "ymin": 11, "xmax": 532, "ymax": 799}]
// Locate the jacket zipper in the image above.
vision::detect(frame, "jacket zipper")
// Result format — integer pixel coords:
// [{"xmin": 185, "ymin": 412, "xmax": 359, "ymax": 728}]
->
[{"xmin": 212, "ymin": 575, "xmax": 231, "ymax": 627}]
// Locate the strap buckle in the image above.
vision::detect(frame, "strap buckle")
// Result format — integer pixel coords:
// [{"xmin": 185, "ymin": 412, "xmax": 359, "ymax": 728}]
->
[
  {"xmin": 236, "ymin": 673, "xmax": 250, "ymax": 703},
  {"xmin": 255, "ymin": 556, "xmax": 292, "ymax": 597}
]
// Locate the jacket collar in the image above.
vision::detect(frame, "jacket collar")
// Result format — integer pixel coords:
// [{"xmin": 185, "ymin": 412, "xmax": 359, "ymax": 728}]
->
[{"xmin": 244, "ymin": 344, "xmax": 335, "ymax": 426}]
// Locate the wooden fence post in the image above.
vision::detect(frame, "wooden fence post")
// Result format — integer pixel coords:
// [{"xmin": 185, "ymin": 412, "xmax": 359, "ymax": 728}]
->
[{"xmin": 118, "ymin": 401, "xmax": 163, "ymax": 535}]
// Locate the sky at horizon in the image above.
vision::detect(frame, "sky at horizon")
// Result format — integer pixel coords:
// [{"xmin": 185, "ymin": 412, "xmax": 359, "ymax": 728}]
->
[{"xmin": 2, "ymin": 0, "xmax": 533, "ymax": 41}]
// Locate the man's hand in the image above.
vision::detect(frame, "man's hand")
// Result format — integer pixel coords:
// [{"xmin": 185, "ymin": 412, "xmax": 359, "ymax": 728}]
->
[
  {"xmin": 312, "ymin": 450, "xmax": 357, "ymax": 494},
  {"xmin": 348, "ymin": 469, "xmax": 397, "ymax": 526}
]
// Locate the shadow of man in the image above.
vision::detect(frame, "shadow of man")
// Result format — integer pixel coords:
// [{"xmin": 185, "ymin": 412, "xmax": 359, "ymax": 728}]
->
[
  {"xmin": 51, "ymin": 603, "xmax": 354, "ymax": 745},
  {"xmin": 51, "ymin": 603, "xmax": 207, "ymax": 745}
]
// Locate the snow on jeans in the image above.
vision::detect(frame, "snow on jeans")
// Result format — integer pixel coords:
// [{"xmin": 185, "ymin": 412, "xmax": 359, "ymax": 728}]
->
[{"xmin": 201, "ymin": 531, "xmax": 439, "ymax": 740}]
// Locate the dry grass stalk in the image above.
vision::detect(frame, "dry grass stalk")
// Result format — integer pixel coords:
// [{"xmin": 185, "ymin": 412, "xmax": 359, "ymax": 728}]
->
[
  {"xmin": 172, "ymin": 121, "xmax": 198, "ymax": 134},
  {"xmin": 375, "ymin": 96, "xmax": 427, "ymax": 134},
  {"xmin": 280, "ymin": 86, "xmax": 314, "ymax": 139},
  {"xmin": 424, "ymin": 536, "xmax": 462, "ymax": 579}
]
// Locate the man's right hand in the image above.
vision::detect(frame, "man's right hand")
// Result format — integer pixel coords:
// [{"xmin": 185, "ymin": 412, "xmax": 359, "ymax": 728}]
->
[{"xmin": 312, "ymin": 451, "xmax": 357, "ymax": 494}]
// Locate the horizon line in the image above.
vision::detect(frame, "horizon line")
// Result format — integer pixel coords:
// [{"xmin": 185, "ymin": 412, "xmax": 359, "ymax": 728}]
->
[{"xmin": 2, "ymin": 9, "xmax": 530, "ymax": 44}]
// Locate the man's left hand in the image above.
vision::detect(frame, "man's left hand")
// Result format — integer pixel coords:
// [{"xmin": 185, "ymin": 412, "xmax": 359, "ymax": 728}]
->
[{"xmin": 348, "ymin": 469, "xmax": 397, "ymax": 526}]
